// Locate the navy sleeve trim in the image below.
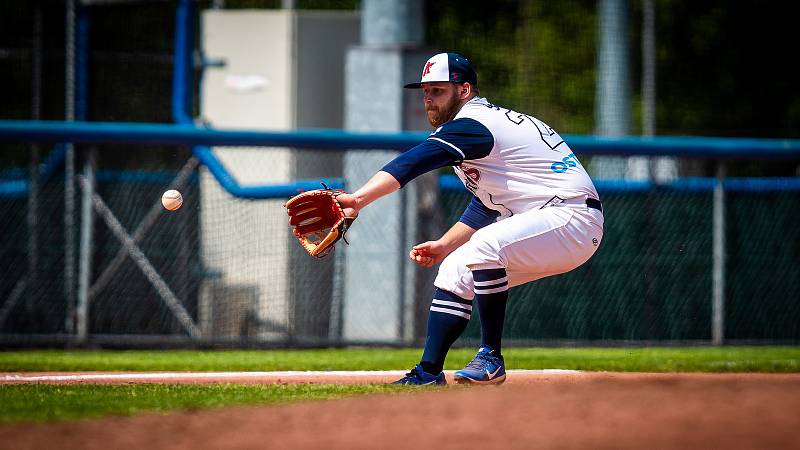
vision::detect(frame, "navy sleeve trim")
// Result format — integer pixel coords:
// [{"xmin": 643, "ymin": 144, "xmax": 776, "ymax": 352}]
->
[
  {"xmin": 381, "ymin": 140, "xmax": 461, "ymax": 188},
  {"xmin": 459, "ymin": 196, "xmax": 500, "ymax": 230},
  {"xmin": 426, "ymin": 117, "xmax": 494, "ymax": 160}
]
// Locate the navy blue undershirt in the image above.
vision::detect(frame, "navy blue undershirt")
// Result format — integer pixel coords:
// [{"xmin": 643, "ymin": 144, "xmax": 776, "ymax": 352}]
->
[
  {"xmin": 381, "ymin": 140, "xmax": 459, "ymax": 188},
  {"xmin": 459, "ymin": 196, "xmax": 500, "ymax": 230}
]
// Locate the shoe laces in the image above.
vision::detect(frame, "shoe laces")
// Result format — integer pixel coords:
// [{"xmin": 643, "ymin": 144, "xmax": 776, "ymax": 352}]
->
[
  {"xmin": 465, "ymin": 351, "xmax": 498, "ymax": 371},
  {"xmin": 402, "ymin": 366, "xmax": 424, "ymax": 381}
]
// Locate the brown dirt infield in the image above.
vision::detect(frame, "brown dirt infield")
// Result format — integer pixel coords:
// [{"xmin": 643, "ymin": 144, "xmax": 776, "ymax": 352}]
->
[{"xmin": 2, "ymin": 371, "xmax": 800, "ymax": 450}]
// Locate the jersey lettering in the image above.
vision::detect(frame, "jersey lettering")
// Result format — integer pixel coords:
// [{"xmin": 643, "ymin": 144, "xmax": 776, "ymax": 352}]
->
[
  {"xmin": 504, "ymin": 110, "xmax": 526, "ymax": 125},
  {"xmin": 502, "ymin": 109, "xmax": 564, "ymax": 150},
  {"xmin": 551, "ymin": 153, "xmax": 581, "ymax": 173},
  {"xmin": 531, "ymin": 118, "xmax": 565, "ymax": 150}
]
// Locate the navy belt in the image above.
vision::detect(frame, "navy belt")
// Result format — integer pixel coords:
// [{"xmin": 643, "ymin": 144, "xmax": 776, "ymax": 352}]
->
[{"xmin": 586, "ymin": 198, "xmax": 603, "ymax": 212}]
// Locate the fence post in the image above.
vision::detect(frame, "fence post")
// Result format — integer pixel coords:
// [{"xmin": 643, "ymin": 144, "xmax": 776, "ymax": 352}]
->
[
  {"xmin": 712, "ymin": 161, "xmax": 726, "ymax": 345},
  {"xmin": 27, "ymin": 3, "xmax": 43, "ymax": 318},
  {"xmin": 64, "ymin": 0, "xmax": 77, "ymax": 335},
  {"xmin": 77, "ymin": 150, "xmax": 95, "ymax": 343}
]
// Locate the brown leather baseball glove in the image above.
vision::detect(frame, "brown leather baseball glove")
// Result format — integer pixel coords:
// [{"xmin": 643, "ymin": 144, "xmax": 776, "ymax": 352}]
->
[{"xmin": 285, "ymin": 188, "xmax": 355, "ymax": 258}]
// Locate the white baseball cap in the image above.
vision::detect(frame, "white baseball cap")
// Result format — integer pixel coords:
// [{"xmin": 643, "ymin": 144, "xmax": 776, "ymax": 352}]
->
[{"xmin": 404, "ymin": 52, "xmax": 478, "ymax": 89}]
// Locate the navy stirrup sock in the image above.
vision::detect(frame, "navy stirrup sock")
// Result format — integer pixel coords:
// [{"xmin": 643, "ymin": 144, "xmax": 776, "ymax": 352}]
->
[
  {"xmin": 473, "ymin": 268, "xmax": 509, "ymax": 356},
  {"xmin": 419, "ymin": 288, "xmax": 472, "ymax": 375}
]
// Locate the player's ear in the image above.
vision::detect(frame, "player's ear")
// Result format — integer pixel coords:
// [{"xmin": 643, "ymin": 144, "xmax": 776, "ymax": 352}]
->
[{"xmin": 459, "ymin": 82, "xmax": 472, "ymax": 99}]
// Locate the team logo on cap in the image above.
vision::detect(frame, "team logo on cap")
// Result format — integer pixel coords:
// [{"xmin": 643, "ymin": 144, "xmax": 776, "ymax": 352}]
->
[
  {"xmin": 422, "ymin": 61, "xmax": 435, "ymax": 77},
  {"xmin": 404, "ymin": 52, "xmax": 475, "ymax": 88}
]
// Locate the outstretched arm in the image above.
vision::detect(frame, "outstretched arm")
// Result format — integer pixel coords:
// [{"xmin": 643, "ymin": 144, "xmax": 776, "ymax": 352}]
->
[
  {"xmin": 336, "ymin": 140, "xmax": 462, "ymax": 216},
  {"xmin": 336, "ymin": 171, "xmax": 400, "ymax": 217},
  {"xmin": 336, "ymin": 118, "xmax": 494, "ymax": 218}
]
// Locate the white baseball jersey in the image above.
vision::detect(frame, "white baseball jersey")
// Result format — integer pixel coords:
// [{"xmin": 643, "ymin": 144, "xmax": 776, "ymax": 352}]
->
[{"xmin": 431, "ymin": 97, "xmax": 599, "ymax": 219}]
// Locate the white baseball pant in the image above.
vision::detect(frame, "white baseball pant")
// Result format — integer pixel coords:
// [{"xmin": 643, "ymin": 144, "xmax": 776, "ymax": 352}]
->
[{"xmin": 434, "ymin": 200, "xmax": 604, "ymax": 300}]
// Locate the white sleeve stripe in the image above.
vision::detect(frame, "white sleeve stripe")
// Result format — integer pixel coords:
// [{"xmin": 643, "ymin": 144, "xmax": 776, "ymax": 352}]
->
[{"xmin": 428, "ymin": 137, "xmax": 465, "ymax": 159}]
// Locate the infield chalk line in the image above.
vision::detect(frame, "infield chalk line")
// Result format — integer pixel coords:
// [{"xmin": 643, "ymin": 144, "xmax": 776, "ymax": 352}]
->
[{"xmin": 1, "ymin": 369, "xmax": 578, "ymax": 383}]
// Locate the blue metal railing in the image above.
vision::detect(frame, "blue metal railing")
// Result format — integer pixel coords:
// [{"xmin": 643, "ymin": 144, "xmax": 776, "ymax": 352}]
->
[
  {"xmin": 2, "ymin": 120, "xmax": 800, "ymax": 159},
  {"xmin": 2, "ymin": 120, "xmax": 800, "ymax": 198}
]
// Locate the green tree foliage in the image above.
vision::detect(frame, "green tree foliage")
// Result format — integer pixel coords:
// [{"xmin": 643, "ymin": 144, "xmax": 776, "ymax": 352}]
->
[
  {"xmin": 426, "ymin": 1, "xmax": 596, "ymax": 134},
  {"xmin": 0, "ymin": 0, "xmax": 797, "ymax": 140},
  {"xmin": 648, "ymin": 0, "xmax": 799, "ymax": 138},
  {"xmin": 426, "ymin": 0, "xmax": 799, "ymax": 138}
]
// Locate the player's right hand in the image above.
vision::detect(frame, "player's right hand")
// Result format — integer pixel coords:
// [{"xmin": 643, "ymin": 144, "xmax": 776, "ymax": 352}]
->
[{"xmin": 409, "ymin": 240, "xmax": 449, "ymax": 268}]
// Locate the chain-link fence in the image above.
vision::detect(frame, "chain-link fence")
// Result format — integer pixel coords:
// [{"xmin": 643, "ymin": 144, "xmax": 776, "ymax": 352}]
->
[
  {"xmin": 1, "ymin": 140, "xmax": 799, "ymax": 346},
  {"xmin": 0, "ymin": 145, "xmax": 350, "ymax": 346},
  {"xmin": 441, "ymin": 176, "xmax": 800, "ymax": 343}
]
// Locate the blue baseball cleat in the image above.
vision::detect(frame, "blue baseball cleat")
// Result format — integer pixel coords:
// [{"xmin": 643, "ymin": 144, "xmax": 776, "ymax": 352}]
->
[
  {"xmin": 454, "ymin": 347, "xmax": 506, "ymax": 385},
  {"xmin": 392, "ymin": 364, "xmax": 447, "ymax": 386}
]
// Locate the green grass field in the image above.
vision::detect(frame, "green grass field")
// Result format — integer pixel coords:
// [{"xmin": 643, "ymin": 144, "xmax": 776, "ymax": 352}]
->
[
  {"xmin": 0, "ymin": 384, "xmax": 406, "ymax": 424},
  {"xmin": 2, "ymin": 346, "xmax": 799, "ymax": 372},
  {"xmin": 1, "ymin": 346, "xmax": 798, "ymax": 424}
]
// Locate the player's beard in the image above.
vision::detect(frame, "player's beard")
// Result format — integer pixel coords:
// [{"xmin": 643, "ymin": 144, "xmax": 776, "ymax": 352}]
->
[{"xmin": 426, "ymin": 90, "xmax": 461, "ymax": 127}]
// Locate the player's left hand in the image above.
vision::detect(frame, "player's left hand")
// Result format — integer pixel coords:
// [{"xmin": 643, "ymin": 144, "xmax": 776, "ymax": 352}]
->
[{"xmin": 333, "ymin": 192, "xmax": 360, "ymax": 219}]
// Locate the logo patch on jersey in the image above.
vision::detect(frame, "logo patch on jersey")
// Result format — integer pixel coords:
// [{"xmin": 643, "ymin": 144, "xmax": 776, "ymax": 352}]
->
[
  {"xmin": 463, "ymin": 167, "xmax": 481, "ymax": 183},
  {"xmin": 457, "ymin": 166, "xmax": 481, "ymax": 194}
]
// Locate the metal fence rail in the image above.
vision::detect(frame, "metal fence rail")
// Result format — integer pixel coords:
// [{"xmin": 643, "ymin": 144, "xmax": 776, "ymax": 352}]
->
[{"xmin": 2, "ymin": 120, "xmax": 800, "ymax": 158}]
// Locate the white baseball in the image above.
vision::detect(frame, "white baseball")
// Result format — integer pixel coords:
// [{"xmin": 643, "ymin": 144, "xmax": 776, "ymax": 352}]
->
[{"xmin": 161, "ymin": 189, "xmax": 183, "ymax": 211}]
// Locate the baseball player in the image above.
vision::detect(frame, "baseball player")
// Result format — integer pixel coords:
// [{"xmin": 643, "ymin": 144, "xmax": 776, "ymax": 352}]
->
[{"xmin": 336, "ymin": 52, "xmax": 604, "ymax": 385}]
